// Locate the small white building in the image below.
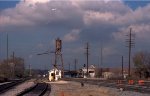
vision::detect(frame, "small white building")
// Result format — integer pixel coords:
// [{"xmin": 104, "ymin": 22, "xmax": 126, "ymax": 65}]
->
[
  {"xmin": 48, "ymin": 68, "xmax": 61, "ymax": 81},
  {"xmin": 81, "ymin": 65, "xmax": 96, "ymax": 78},
  {"xmin": 102, "ymin": 72, "xmax": 115, "ymax": 79}
]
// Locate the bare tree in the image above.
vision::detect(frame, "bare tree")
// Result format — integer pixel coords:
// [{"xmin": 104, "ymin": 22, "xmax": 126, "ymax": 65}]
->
[
  {"xmin": 0, "ymin": 57, "xmax": 25, "ymax": 78},
  {"xmin": 133, "ymin": 52, "xmax": 150, "ymax": 78},
  {"xmin": 0, "ymin": 60, "xmax": 11, "ymax": 78}
]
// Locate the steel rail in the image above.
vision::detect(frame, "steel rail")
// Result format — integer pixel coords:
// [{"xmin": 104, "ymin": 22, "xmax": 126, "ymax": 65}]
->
[{"xmin": 0, "ymin": 79, "xmax": 25, "ymax": 94}]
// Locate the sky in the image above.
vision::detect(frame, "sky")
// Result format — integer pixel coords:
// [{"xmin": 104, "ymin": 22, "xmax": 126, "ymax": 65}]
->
[{"xmin": 0, "ymin": 0, "xmax": 150, "ymax": 70}]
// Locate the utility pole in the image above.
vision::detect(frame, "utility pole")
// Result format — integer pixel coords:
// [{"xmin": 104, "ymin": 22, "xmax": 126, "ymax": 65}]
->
[
  {"xmin": 68, "ymin": 62, "xmax": 71, "ymax": 77},
  {"xmin": 7, "ymin": 33, "xmax": 9, "ymax": 66},
  {"xmin": 100, "ymin": 42, "xmax": 103, "ymax": 77},
  {"xmin": 68, "ymin": 62, "xmax": 70, "ymax": 71},
  {"xmin": 122, "ymin": 56, "xmax": 124, "ymax": 79},
  {"xmin": 85, "ymin": 42, "xmax": 89, "ymax": 77},
  {"xmin": 12, "ymin": 52, "xmax": 15, "ymax": 78},
  {"xmin": 100, "ymin": 42, "xmax": 103, "ymax": 67},
  {"xmin": 126, "ymin": 28, "xmax": 135, "ymax": 77},
  {"xmin": 74, "ymin": 59, "xmax": 77, "ymax": 71},
  {"xmin": 0, "ymin": 35, "xmax": 1, "ymax": 63},
  {"xmin": 29, "ymin": 64, "xmax": 31, "ymax": 76}
]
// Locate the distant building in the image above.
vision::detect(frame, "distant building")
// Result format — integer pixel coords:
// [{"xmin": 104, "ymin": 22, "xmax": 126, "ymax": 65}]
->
[
  {"xmin": 102, "ymin": 72, "xmax": 115, "ymax": 79},
  {"xmin": 101, "ymin": 68, "xmax": 133, "ymax": 79},
  {"xmin": 79, "ymin": 65, "xmax": 96, "ymax": 78},
  {"xmin": 48, "ymin": 68, "xmax": 61, "ymax": 81}
]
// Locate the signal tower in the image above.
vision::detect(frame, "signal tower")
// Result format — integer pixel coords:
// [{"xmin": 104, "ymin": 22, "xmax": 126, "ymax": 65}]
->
[{"xmin": 54, "ymin": 38, "xmax": 64, "ymax": 78}]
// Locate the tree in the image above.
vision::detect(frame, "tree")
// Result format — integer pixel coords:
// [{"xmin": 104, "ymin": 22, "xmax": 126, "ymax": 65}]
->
[
  {"xmin": 0, "ymin": 57, "xmax": 25, "ymax": 78},
  {"xmin": 13, "ymin": 57, "xmax": 25, "ymax": 78},
  {"xmin": 0, "ymin": 60, "xmax": 11, "ymax": 78},
  {"xmin": 133, "ymin": 52, "xmax": 150, "ymax": 78}
]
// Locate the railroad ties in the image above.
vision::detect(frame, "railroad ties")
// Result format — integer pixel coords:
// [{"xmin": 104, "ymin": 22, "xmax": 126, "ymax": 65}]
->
[{"xmin": 17, "ymin": 82, "xmax": 48, "ymax": 96}]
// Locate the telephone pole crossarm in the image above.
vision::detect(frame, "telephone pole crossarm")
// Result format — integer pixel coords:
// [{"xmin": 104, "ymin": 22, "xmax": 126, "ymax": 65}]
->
[{"xmin": 125, "ymin": 28, "xmax": 135, "ymax": 77}]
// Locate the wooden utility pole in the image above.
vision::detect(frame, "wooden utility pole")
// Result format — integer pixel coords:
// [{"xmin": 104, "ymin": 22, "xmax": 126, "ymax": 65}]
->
[
  {"xmin": 68, "ymin": 62, "xmax": 70, "ymax": 71},
  {"xmin": 100, "ymin": 42, "xmax": 103, "ymax": 76},
  {"xmin": 29, "ymin": 64, "xmax": 31, "ymax": 76},
  {"xmin": 126, "ymin": 28, "xmax": 135, "ymax": 77},
  {"xmin": 85, "ymin": 42, "xmax": 89, "ymax": 77},
  {"xmin": 7, "ymin": 33, "xmax": 9, "ymax": 65},
  {"xmin": 100, "ymin": 42, "xmax": 103, "ymax": 67},
  {"xmin": 74, "ymin": 59, "xmax": 77, "ymax": 71},
  {"xmin": 12, "ymin": 52, "xmax": 15, "ymax": 78},
  {"xmin": 68, "ymin": 62, "xmax": 71, "ymax": 77},
  {"xmin": 122, "ymin": 56, "xmax": 124, "ymax": 79}
]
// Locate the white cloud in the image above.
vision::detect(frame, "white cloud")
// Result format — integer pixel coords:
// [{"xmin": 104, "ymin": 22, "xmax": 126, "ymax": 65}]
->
[
  {"xmin": 1, "ymin": 0, "xmax": 150, "ymax": 43},
  {"xmin": 23, "ymin": 0, "xmax": 50, "ymax": 5},
  {"xmin": 0, "ymin": 0, "xmax": 135, "ymax": 27},
  {"xmin": 0, "ymin": 0, "xmax": 83, "ymax": 27},
  {"xmin": 129, "ymin": 24, "xmax": 150, "ymax": 40},
  {"xmin": 113, "ymin": 23, "xmax": 150, "ymax": 46},
  {"xmin": 84, "ymin": 11, "xmax": 115, "ymax": 25},
  {"xmin": 1, "ymin": 0, "xmax": 150, "ymax": 67},
  {"xmin": 63, "ymin": 29, "xmax": 80, "ymax": 42}
]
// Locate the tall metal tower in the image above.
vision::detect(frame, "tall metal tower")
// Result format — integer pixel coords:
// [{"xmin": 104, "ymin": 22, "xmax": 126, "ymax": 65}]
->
[
  {"xmin": 55, "ymin": 38, "xmax": 64, "ymax": 78},
  {"xmin": 126, "ymin": 28, "xmax": 135, "ymax": 77}
]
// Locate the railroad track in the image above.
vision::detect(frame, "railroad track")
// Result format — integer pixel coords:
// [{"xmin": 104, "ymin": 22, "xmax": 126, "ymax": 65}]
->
[
  {"xmin": 62, "ymin": 78, "xmax": 150, "ymax": 94},
  {"xmin": 17, "ymin": 82, "xmax": 48, "ymax": 96},
  {"xmin": 0, "ymin": 80, "xmax": 24, "ymax": 94}
]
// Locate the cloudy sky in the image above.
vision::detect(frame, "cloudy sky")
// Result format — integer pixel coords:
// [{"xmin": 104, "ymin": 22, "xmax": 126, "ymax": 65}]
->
[{"xmin": 0, "ymin": 0, "xmax": 150, "ymax": 70}]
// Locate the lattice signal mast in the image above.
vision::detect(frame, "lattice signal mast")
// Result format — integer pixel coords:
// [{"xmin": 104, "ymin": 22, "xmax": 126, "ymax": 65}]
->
[{"xmin": 55, "ymin": 38, "xmax": 64, "ymax": 78}]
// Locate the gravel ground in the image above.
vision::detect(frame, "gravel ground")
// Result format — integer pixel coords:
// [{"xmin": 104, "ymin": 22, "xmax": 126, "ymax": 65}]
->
[
  {"xmin": 48, "ymin": 80, "xmax": 150, "ymax": 96},
  {"xmin": 0, "ymin": 81, "xmax": 35, "ymax": 96},
  {"xmin": 2, "ymin": 80, "xmax": 149, "ymax": 96}
]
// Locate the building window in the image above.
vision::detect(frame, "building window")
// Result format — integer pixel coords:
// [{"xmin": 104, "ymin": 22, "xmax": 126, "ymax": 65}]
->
[
  {"xmin": 56, "ymin": 71, "xmax": 59, "ymax": 75},
  {"xmin": 51, "ymin": 73, "xmax": 54, "ymax": 76},
  {"xmin": 89, "ymin": 71, "xmax": 94, "ymax": 73}
]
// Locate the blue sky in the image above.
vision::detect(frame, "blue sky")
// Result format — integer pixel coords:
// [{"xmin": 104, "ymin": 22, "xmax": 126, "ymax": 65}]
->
[
  {"xmin": 0, "ymin": 0, "xmax": 150, "ymax": 70},
  {"xmin": 1, "ymin": 0, "xmax": 150, "ymax": 10},
  {"xmin": 0, "ymin": 1, "xmax": 19, "ymax": 9},
  {"xmin": 124, "ymin": 0, "xmax": 150, "ymax": 9}
]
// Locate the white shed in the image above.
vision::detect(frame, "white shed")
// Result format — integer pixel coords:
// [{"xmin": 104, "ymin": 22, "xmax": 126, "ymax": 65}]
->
[
  {"xmin": 81, "ymin": 65, "xmax": 96, "ymax": 78},
  {"xmin": 102, "ymin": 72, "xmax": 115, "ymax": 79},
  {"xmin": 48, "ymin": 68, "xmax": 61, "ymax": 81}
]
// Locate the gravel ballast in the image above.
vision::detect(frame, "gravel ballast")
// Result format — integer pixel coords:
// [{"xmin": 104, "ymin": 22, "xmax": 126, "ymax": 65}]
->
[{"xmin": 48, "ymin": 80, "xmax": 150, "ymax": 96}]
